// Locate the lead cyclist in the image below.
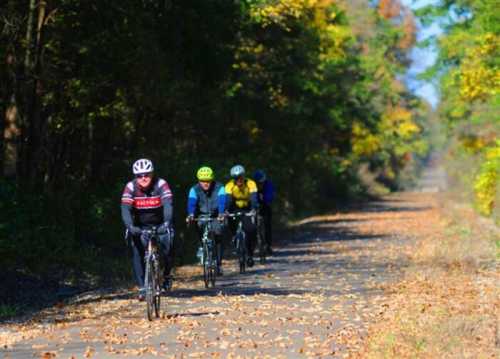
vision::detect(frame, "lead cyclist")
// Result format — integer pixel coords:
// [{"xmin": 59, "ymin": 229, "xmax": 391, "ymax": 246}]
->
[{"xmin": 121, "ymin": 158, "xmax": 175, "ymax": 301}]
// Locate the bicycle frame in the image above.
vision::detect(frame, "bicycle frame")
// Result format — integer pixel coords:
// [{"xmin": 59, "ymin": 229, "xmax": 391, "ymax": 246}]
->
[
  {"xmin": 227, "ymin": 211, "xmax": 255, "ymax": 273},
  {"xmin": 142, "ymin": 227, "xmax": 162, "ymax": 321},
  {"xmin": 194, "ymin": 215, "xmax": 218, "ymax": 288}
]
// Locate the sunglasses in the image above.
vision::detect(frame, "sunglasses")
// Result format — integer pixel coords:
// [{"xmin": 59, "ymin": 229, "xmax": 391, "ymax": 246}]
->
[{"xmin": 136, "ymin": 173, "xmax": 152, "ymax": 179}]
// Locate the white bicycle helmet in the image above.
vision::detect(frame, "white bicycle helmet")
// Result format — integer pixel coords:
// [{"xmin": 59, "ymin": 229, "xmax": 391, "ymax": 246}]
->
[
  {"xmin": 132, "ymin": 158, "xmax": 154, "ymax": 175},
  {"xmin": 230, "ymin": 164, "xmax": 245, "ymax": 178}
]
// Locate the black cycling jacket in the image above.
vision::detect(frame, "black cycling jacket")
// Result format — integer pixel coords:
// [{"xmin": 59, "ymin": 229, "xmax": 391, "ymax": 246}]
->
[{"xmin": 121, "ymin": 177, "xmax": 173, "ymax": 227}]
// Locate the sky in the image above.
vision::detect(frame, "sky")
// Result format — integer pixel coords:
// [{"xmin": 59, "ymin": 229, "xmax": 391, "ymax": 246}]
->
[{"xmin": 401, "ymin": 0, "xmax": 442, "ymax": 108}]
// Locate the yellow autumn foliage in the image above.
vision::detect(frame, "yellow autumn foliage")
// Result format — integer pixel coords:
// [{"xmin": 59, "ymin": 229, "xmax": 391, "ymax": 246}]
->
[
  {"xmin": 249, "ymin": 0, "xmax": 351, "ymax": 61},
  {"xmin": 237, "ymin": 0, "xmax": 351, "ymax": 108},
  {"xmin": 474, "ymin": 141, "xmax": 500, "ymax": 216},
  {"xmin": 351, "ymin": 105, "xmax": 422, "ymax": 160},
  {"xmin": 250, "ymin": 0, "xmax": 319, "ymax": 29},
  {"xmin": 318, "ymin": 23, "xmax": 352, "ymax": 62},
  {"xmin": 351, "ymin": 122, "xmax": 381, "ymax": 157},
  {"xmin": 381, "ymin": 106, "xmax": 420, "ymax": 140},
  {"xmin": 458, "ymin": 33, "xmax": 500, "ymax": 101},
  {"xmin": 461, "ymin": 135, "xmax": 488, "ymax": 154}
]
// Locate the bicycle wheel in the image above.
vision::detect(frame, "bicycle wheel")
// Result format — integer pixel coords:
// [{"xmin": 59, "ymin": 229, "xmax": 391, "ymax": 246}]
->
[
  {"xmin": 153, "ymin": 257, "xmax": 161, "ymax": 318},
  {"xmin": 203, "ymin": 242, "xmax": 210, "ymax": 288},
  {"xmin": 145, "ymin": 255, "xmax": 155, "ymax": 321},
  {"xmin": 209, "ymin": 237, "xmax": 216, "ymax": 287},
  {"xmin": 236, "ymin": 231, "xmax": 246, "ymax": 274}
]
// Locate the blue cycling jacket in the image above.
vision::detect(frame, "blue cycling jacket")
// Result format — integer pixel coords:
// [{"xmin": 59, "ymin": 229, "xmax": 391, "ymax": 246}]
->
[
  {"xmin": 258, "ymin": 180, "xmax": 275, "ymax": 206},
  {"xmin": 187, "ymin": 182, "xmax": 226, "ymax": 216}
]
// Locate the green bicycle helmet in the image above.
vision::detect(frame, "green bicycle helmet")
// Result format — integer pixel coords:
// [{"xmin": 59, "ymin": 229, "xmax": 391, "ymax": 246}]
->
[{"xmin": 197, "ymin": 166, "xmax": 214, "ymax": 181}]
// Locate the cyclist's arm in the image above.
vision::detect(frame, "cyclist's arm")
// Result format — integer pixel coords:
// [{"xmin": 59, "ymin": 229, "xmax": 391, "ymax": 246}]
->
[
  {"xmin": 121, "ymin": 183, "xmax": 134, "ymax": 227},
  {"xmin": 248, "ymin": 180, "xmax": 259, "ymax": 210},
  {"xmin": 187, "ymin": 187, "xmax": 198, "ymax": 216},
  {"xmin": 162, "ymin": 199, "xmax": 173, "ymax": 224},
  {"xmin": 224, "ymin": 182, "xmax": 234, "ymax": 210},
  {"xmin": 121, "ymin": 204, "xmax": 134, "ymax": 228},
  {"xmin": 250, "ymin": 192, "xmax": 259, "ymax": 210},
  {"xmin": 217, "ymin": 186, "xmax": 226, "ymax": 213},
  {"xmin": 159, "ymin": 179, "xmax": 173, "ymax": 223}
]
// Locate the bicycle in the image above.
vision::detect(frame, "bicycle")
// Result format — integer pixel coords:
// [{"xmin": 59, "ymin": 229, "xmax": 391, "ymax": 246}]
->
[
  {"xmin": 227, "ymin": 211, "xmax": 256, "ymax": 274},
  {"xmin": 141, "ymin": 227, "xmax": 164, "ymax": 321},
  {"xmin": 193, "ymin": 215, "xmax": 219, "ymax": 288}
]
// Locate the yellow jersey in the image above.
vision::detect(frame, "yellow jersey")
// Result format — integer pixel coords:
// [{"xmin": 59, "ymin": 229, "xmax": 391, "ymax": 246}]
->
[{"xmin": 225, "ymin": 178, "xmax": 257, "ymax": 209}]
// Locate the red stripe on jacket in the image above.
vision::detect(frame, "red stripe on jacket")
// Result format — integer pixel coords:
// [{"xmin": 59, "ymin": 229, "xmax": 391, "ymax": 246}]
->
[{"xmin": 133, "ymin": 196, "xmax": 162, "ymax": 209}]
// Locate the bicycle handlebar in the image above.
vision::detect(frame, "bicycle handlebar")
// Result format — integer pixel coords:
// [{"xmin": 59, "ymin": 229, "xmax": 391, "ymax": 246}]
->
[
  {"xmin": 141, "ymin": 226, "xmax": 158, "ymax": 234},
  {"xmin": 192, "ymin": 214, "xmax": 218, "ymax": 222},
  {"xmin": 226, "ymin": 211, "xmax": 257, "ymax": 218}
]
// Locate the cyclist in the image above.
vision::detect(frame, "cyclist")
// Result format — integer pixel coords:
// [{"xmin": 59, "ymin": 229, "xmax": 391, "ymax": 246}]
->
[
  {"xmin": 253, "ymin": 169, "xmax": 275, "ymax": 255},
  {"xmin": 225, "ymin": 164, "xmax": 259, "ymax": 267},
  {"xmin": 186, "ymin": 166, "xmax": 226, "ymax": 275},
  {"xmin": 121, "ymin": 158, "xmax": 174, "ymax": 300}
]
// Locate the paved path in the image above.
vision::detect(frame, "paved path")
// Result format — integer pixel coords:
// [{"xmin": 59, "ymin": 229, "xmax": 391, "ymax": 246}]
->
[{"xmin": 1, "ymin": 191, "xmax": 437, "ymax": 358}]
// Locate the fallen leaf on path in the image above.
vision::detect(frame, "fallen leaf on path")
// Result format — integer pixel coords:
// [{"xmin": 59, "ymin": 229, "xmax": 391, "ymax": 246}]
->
[{"xmin": 84, "ymin": 346, "xmax": 95, "ymax": 358}]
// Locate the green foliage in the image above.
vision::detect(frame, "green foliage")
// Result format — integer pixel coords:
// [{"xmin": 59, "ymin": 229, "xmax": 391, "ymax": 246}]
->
[{"xmin": 0, "ymin": 304, "xmax": 19, "ymax": 319}]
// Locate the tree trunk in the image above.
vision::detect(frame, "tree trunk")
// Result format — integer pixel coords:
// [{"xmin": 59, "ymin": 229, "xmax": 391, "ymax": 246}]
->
[
  {"xmin": 19, "ymin": 0, "xmax": 47, "ymax": 185},
  {"xmin": 17, "ymin": 0, "xmax": 37, "ymax": 180},
  {"xmin": 1, "ymin": 1, "xmax": 23, "ymax": 178}
]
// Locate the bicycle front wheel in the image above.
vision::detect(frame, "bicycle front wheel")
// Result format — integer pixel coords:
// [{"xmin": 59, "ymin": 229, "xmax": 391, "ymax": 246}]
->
[
  {"xmin": 153, "ymin": 257, "xmax": 161, "ymax": 318},
  {"xmin": 145, "ymin": 256, "xmax": 155, "ymax": 321},
  {"xmin": 209, "ymin": 241, "xmax": 216, "ymax": 287},
  {"xmin": 203, "ymin": 243, "xmax": 210, "ymax": 288}
]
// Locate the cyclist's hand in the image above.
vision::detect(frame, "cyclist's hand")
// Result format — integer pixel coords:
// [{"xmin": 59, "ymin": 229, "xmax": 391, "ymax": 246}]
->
[
  {"xmin": 186, "ymin": 215, "xmax": 195, "ymax": 224},
  {"xmin": 217, "ymin": 213, "xmax": 226, "ymax": 222},
  {"xmin": 249, "ymin": 209, "xmax": 257, "ymax": 217},
  {"xmin": 128, "ymin": 225, "xmax": 142, "ymax": 236}
]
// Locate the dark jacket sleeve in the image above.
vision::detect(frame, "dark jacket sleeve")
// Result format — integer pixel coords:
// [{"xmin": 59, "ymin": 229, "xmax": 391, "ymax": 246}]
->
[
  {"xmin": 162, "ymin": 197, "xmax": 173, "ymax": 224},
  {"xmin": 121, "ymin": 204, "xmax": 134, "ymax": 228},
  {"xmin": 158, "ymin": 179, "xmax": 173, "ymax": 224},
  {"xmin": 121, "ymin": 182, "xmax": 135, "ymax": 227},
  {"xmin": 250, "ymin": 192, "xmax": 259, "ymax": 210}
]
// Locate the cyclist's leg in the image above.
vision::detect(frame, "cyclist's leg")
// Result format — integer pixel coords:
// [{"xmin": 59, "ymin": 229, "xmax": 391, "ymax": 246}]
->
[
  {"xmin": 228, "ymin": 216, "xmax": 238, "ymax": 248},
  {"xmin": 213, "ymin": 221, "xmax": 225, "ymax": 274},
  {"xmin": 131, "ymin": 234, "xmax": 146, "ymax": 288},
  {"xmin": 158, "ymin": 230, "xmax": 174, "ymax": 286},
  {"xmin": 242, "ymin": 214, "xmax": 257, "ymax": 258},
  {"xmin": 195, "ymin": 222, "xmax": 205, "ymax": 263},
  {"xmin": 263, "ymin": 204, "xmax": 273, "ymax": 251}
]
